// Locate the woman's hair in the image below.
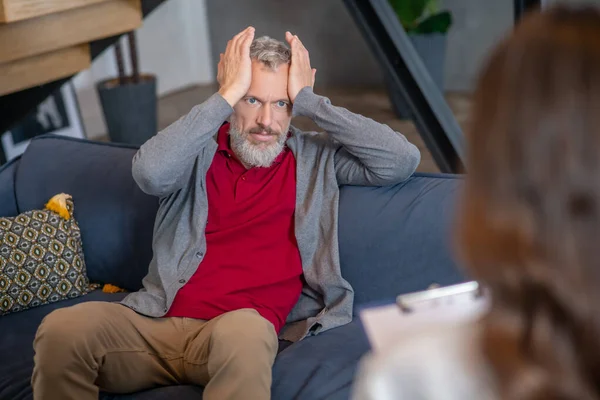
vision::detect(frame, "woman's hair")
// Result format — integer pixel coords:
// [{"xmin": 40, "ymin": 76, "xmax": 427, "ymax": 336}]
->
[{"xmin": 458, "ymin": 5, "xmax": 600, "ymax": 399}]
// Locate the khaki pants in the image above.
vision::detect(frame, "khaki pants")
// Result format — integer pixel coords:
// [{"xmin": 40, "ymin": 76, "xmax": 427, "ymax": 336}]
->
[{"xmin": 31, "ymin": 302, "xmax": 278, "ymax": 400}]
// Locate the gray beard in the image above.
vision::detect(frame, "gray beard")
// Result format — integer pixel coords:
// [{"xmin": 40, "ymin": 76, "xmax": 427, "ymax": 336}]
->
[{"xmin": 229, "ymin": 120, "xmax": 288, "ymax": 168}]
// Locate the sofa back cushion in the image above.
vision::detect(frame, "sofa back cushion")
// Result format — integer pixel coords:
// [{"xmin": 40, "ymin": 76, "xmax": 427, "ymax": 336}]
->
[
  {"xmin": 15, "ymin": 135, "xmax": 158, "ymax": 291},
  {"xmin": 0, "ymin": 158, "xmax": 20, "ymax": 218},
  {"xmin": 14, "ymin": 136, "xmax": 466, "ymax": 306},
  {"xmin": 338, "ymin": 174, "xmax": 467, "ymax": 312}
]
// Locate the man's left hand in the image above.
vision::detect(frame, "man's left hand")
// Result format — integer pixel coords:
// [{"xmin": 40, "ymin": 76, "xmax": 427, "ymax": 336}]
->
[{"xmin": 285, "ymin": 32, "xmax": 316, "ymax": 103}]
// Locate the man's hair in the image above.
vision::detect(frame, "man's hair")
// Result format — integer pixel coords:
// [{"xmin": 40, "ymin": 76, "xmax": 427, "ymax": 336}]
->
[{"xmin": 250, "ymin": 36, "xmax": 291, "ymax": 70}]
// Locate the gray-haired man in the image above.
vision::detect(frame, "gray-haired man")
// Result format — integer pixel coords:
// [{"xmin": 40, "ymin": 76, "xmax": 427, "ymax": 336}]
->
[{"xmin": 31, "ymin": 27, "xmax": 420, "ymax": 400}]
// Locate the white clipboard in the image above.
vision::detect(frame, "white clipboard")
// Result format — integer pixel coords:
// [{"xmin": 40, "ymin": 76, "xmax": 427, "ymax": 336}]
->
[{"xmin": 359, "ymin": 281, "xmax": 490, "ymax": 353}]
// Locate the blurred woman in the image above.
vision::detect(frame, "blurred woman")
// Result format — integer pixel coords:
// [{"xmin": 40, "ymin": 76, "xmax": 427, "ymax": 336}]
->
[{"xmin": 353, "ymin": 5, "xmax": 600, "ymax": 400}]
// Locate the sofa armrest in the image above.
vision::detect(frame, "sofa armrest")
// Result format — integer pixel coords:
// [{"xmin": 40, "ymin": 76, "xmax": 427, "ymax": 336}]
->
[{"xmin": 338, "ymin": 173, "xmax": 467, "ymax": 312}]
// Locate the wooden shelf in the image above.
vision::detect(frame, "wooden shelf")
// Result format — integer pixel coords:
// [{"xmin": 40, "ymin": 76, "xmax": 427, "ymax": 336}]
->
[
  {"xmin": 0, "ymin": 0, "xmax": 142, "ymax": 64},
  {"xmin": 0, "ymin": 44, "xmax": 90, "ymax": 96},
  {"xmin": 0, "ymin": 0, "xmax": 111, "ymax": 23}
]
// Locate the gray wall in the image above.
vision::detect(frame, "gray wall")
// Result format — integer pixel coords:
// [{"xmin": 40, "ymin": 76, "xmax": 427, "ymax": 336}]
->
[
  {"xmin": 206, "ymin": 0, "xmax": 598, "ymax": 92},
  {"xmin": 206, "ymin": 0, "xmax": 385, "ymax": 87},
  {"xmin": 440, "ymin": 0, "xmax": 600, "ymax": 89},
  {"xmin": 442, "ymin": 0, "xmax": 512, "ymax": 91}
]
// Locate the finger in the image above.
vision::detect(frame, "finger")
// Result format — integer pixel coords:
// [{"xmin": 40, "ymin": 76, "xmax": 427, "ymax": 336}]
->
[
  {"xmin": 225, "ymin": 39, "xmax": 233, "ymax": 55},
  {"xmin": 239, "ymin": 28, "xmax": 255, "ymax": 55},
  {"xmin": 285, "ymin": 31, "xmax": 294, "ymax": 45},
  {"xmin": 230, "ymin": 26, "xmax": 253, "ymax": 54},
  {"xmin": 293, "ymin": 35, "xmax": 308, "ymax": 61},
  {"xmin": 235, "ymin": 27, "xmax": 255, "ymax": 55},
  {"xmin": 294, "ymin": 35, "xmax": 305, "ymax": 50},
  {"xmin": 292, "ymin": 36, "xmax": 310, "ymax": 66},
  {"xmin": 217, "ymin": 62, "xmax": 223, "ymax": 84},
  {"xmin": 232, "ymin": 26, "xmax": 253, "ymax": 43},
  {"xmin": 230, "ymin": 29, "xmax": 246, "ymax": 54},
  {"xmin": 294, "ymin": 35, "xmax": 309, "ymax": 56},
  {"xmin": 290, "ymin": 35, "xmax": 301, "ymax": 59},
  {"xmin": 217, "ymin": 55, "xmax": 223, "ymax": 81},
  {"xmin": 302, "ymin": 44, "xmax": 311, "ymax": 64}
]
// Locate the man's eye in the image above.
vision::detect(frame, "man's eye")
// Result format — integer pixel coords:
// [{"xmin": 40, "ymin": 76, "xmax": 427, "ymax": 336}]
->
[
  {"xmin": 247, "ymin": 98, "xmax": 257, "ymax": 105},
  {"xmin": 277, "ymin": 101, "xmax": 287, "ymax": 108}
]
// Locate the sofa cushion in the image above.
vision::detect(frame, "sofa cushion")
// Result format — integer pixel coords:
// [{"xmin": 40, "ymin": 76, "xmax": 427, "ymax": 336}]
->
[
  {"xmin": 338, "ymin": 173, "xmax": 467, "ymax": 311},
  {"xmin": 0, "ymin": 289, "xmax": 209, "ymax": 400},
  {"xmin": 14, "ymin": 135, "xmax": 158, "ymax": 291},
  {"xmin": 1, "ymin": 292, "xmax": 369, "ymax": 400},
  {"xmin": 0, "ymin": 157, "xmax": 20, "ymax": 218},
  {"xmin": 0, "ymin": 290, "xmax": 128, "ymax": 400},
  {"xmin": 272, "ymin": 319, "xmax": 370, "ymax": 399},
  {"xmin": 0, "ymin": 194, "xmax": 97, "ymax": 316}
]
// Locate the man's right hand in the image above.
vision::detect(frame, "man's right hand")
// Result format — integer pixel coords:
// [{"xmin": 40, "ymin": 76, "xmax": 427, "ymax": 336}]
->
[{"xmin": 217, "ymin": 26, "xmax": 255, "ymax": 107}]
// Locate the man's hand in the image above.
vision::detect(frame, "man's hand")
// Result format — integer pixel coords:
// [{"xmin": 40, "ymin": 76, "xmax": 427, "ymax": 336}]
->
[
  {"xmin": 285, "ymin": 32, "xmax": 316, "ymax": 103},
  {"xmin": 217, "ymin": 27, "xmax": 255, "ymax": 107}
]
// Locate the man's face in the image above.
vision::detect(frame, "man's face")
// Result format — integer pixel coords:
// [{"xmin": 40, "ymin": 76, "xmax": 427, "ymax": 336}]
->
[{"xmin": 229, "ymin": 60, "xmax": 292, "ymax": 168}]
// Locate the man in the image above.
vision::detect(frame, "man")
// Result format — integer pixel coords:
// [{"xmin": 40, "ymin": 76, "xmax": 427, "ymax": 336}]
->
[{"xmin": 32, "ymin": 27, "xmax": 420, "ymax": 400}]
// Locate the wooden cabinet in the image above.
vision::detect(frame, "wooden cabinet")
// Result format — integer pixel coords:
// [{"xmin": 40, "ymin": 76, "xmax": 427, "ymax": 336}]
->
[{"xmin": 0, "ymin": 0, "xmax": 142, "ymax": 96}]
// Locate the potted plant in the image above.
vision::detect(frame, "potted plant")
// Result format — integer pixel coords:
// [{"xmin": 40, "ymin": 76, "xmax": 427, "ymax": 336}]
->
[
  {"xmin": 96, "ymin": 31, "xmax": 158, "ymax": 145},
  {"xmin": 386, "ymin": 0, "xmax": 452, "ymax": 119}
]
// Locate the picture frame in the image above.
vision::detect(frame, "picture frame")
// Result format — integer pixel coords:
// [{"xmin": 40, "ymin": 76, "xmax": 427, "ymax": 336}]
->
[{"xmin": 1, "ymin": 81, "xmax": 86, "ymax": 162}]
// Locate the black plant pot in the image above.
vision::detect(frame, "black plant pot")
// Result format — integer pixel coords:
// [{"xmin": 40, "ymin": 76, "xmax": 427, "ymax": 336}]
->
[{"xmin": 97, "ymin": 74, "xmax": 157, "ymax": 145}]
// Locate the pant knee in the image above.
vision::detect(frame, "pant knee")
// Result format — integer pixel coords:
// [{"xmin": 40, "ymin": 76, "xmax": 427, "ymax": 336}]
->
[
  {"xmin": 34, "ymin": 302, "xmax": 107, "ymax": 362},
  {"xmin": 210, "ymin": 309, "xmax": 278, "ymax": 359}
]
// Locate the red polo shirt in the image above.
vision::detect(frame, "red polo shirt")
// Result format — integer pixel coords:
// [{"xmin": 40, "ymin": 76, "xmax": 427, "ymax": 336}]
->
[{"xmin": 165, "ymin": 123, "xmax": 303, "ymax": 333}]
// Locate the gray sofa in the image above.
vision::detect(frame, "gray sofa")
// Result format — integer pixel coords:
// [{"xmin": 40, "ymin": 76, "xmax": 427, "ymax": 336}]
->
[{"xmin": 0, "ymin": 134, "xmax": 465, "ymax": 399}]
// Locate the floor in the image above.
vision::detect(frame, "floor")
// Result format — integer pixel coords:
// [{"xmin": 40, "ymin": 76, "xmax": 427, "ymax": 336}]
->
[{"xmin": 157, "ymin": 84, "xmax": 472, "ymax": 173}]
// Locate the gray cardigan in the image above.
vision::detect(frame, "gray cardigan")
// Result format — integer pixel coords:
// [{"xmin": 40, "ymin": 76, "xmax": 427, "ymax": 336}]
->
[{"xmin": 121, "ymin": 87, "xmax": 420, "ymax": 342}]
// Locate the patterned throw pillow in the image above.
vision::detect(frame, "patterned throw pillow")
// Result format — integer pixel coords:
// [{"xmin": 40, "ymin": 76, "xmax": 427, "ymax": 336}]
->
[{"xmin": 0, "ymin": 193, "xmax": 97, "ymax": 315}]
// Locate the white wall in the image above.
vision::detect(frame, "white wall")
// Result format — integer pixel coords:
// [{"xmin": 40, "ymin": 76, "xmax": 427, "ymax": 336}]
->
[{"xmin": 74, "ymin": 0, "xmax": 214, "ymax": 139}]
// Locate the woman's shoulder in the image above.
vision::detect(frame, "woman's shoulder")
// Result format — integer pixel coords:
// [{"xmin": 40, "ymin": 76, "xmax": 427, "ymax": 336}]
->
[{"xmin": 352, "ymin": 322, "xmax": 498, "ymax": 400}]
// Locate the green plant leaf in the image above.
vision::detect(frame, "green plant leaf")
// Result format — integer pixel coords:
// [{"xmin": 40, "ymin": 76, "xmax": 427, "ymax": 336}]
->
[
  {"xmin": 413, "ymin": 11, "xmax": 453, "ymax": 34},
  {"xmin": 424, "ymin": 0, "xmax": 440, "ymax": 15},
  {"xmin": 388, "ymin": 0, "xmax": 429, "ymax": 30}
]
